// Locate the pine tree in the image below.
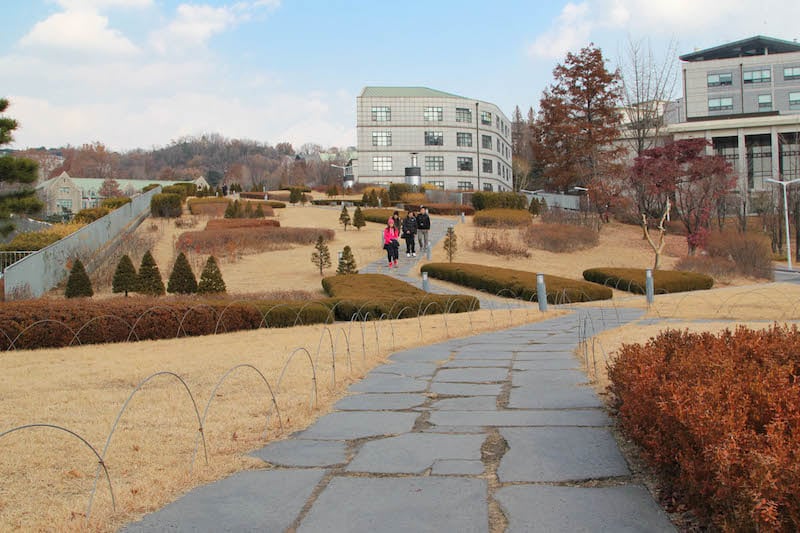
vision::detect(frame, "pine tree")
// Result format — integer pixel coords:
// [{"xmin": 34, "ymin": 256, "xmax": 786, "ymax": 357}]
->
[
  {"xmin": 368, "ymin": 190, "xmax": 379, "ymax": 207},
  {"xmin": 167, "ymin": 252, "xmax": 198, "ymax": 294},
  {"xmin": 0, "ymin": 98, "xmax": 43, "ymax": 236},
  {"xmin": 243, "ymin": 201, "xmax": 253, "ymax": 218},
  {"xmin": 112, "ymin": 254, "xmax": 137, "ymax": 296},
  {"xmin": 289, "ymin": 187, "xmax": 302, "ymax": 204},
  {"xmin": 310, "ymin": 235, "xmax": 331, "ymax": 275},
  {"xmin": 361, "ymin": 192, "xmax": 369, "ymax": 205},
  {"xmin": 352, "ymin": 206, "xmax": 366, "ymax": 230},
  {"xmin": 224, "ymin": 200, "xmax": 237, "ymax": 218},
  {"xmin": 137, "ymin": 250, "xmax": 165, "ymax": 296},
  {"xmin": 528, "ymin": 197, "xmax": 541, "ymax": 216},
  {"xmin": 254, "ymin": 203, "xmax": 265, "ymax": 218},
  {"xmin": 443, "ymin": 226, "xmax": 457, "ymax": 263},
  {"xmin": 198, "ymin": 255, "xmax": 226, "ymax": 293},
  {"xmin": 339, "ymin": 205, "xmax": 351, "ymax": 231},
  {"xmin": 65, "ymin": 258, "xmax": 93, "ymax": 298},
  {"xmin": 379, "ymin": 189, "xmax": 390, "ymax": 208},
  {"xmin": 336, "ymin": 245, "xmax": 358, "ymax": 274}
]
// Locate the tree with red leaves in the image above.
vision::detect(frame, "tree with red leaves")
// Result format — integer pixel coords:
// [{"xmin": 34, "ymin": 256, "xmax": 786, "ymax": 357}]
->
[
  {"xmin": 531, "ymin": 44, "xmax": 624, "ymax": 197},
  {"xmin": 632, "ymin": 138, "xmax": 734, "ymax": 254}
]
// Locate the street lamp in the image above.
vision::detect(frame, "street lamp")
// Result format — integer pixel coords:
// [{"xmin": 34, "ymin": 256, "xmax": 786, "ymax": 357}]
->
[{"xmin": 765, "ymin": 178, "xmax": 800, "ymax": 271}]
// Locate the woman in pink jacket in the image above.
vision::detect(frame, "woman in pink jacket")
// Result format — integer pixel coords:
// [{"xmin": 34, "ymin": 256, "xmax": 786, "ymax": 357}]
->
[{"xmin": 383, "ymin": 217, "xmax": 400, "ymax": 268}]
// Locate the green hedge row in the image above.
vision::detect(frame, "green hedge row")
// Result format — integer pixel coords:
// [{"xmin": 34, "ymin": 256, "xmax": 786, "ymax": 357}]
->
[
  {"xmin": 421, "ymin": 262, "xmax": 612, "ymax": 304},
  {"xmin": 151, "ymin": 193, "xmax": 183, "ymax": 218},
  {"xmin": 582, "ymin": 267, "xmax": 714, "ymax": 294},
  {"xmin": 361, "ymin": 208, "xmax": 396, "ymax": 224},
  {"xmin": 471, "ymin": 191, "xmax": 528, "ymax": 211}
]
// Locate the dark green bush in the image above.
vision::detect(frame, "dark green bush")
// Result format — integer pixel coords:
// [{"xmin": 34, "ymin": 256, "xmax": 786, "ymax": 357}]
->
[
  {"xmin": 101, "ymin": 196, "xmax": 132, "ymax": 209},
  {"xmin": 582, "ymin": 267, "xmax": 713, "ymax": 294},
  {"xmin": 421, "ymin": 262, "xmax": 612, "ymax": 303},
  {"xmin": 389, "ymin": 183, "xmax": 412, "ymax": 201},
  {"xmin": 198, "ymin": 256, "xmax": 226, "ymax": 294},
  {"xmin": 112, "ymin": 254, "xmax": 137, "ymax": 295},
  {"xmin": 471, "ymin": 191, "xmax": 528, "ymax": 211},
  {"xmin": 150, "ymin": 193, "xmax": 183, "ymax": 218},
  {"xmin": 361, "ymin": 208, "xmax": 396, "ymax": 224},
  {"xmin": 137, "ymin": 250, "xmax": 166, "ymax": 296},
  {"xmin": 161, "ymin": 184, "xmax": 189, "ymax": 199},
  {"xmin": 64, "ymin": 258, "xmax": 93, "ymax": 298},
  {"xmin": 167, "ymin": 252, "xmax": 198, "ymax": 294}
]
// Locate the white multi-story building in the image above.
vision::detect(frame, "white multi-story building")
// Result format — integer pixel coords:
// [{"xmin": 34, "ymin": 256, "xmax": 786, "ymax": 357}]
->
[
  {"xmin": 356, "ymin": 87, "xmax": 513, "ymax": 191},
  {"xmin": 666, "ymin": 35, "xmax": 800, "ymax": 192}
]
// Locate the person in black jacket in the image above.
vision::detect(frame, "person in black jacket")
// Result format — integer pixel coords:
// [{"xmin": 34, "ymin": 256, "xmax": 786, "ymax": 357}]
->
[
  {"xmin": 401, "ymin": 211, "xmax": 418, "ymax": 257},
  {"xmin": 416, "ymin": 206, "xmax": 431, "ymax": 251}
]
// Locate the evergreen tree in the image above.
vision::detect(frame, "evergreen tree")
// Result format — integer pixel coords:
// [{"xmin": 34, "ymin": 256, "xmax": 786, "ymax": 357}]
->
[
  {"xmin": 198, "ymin": 255, "xmax": 226, "ymax": 293},
  {"xmin": 137, "ymin": 250, "xmax": 166, "ymax": 296},
  {"xmin": 167, "ymin": 252, "xmax": 198, "ymax": 294},
  {"xmin": 361, "ymin": 192, "xmax": 369, "ymax": 205},
  {"xmin": 224, "ymin": 200, "xmax": 237, "ymax": 218},
  {"xmin": 289, "ymin": 187, "xmax": 302, "ymax": 204},
  {"xmin": 368, "ymin": 190, "xmax": 379, "ymax": 207},
  {"xmin": 339, "ymin": 205, "xmax": 351, "ymax": 231},
  {"xmin": 443, "ymin": 226, "xmax": 457, "ymax": 263},
  {"xmin": 0, "ymin": 98, "xmax": 43, "ymax": 236},
  {"xmin": 65, "ymin": 258, "xmax": 93, "ymax": 298},
  {"xmin": 254, "ymin": 203, "xmax": 265, "ymax": 218},
  {"xmin": 528, "ymin": 197, "xmax": 541, "ymax": 216},
  {"xmin": 112, "ymin": 254, "xmax": 137, "ymax": 296},
  {"xmin": 379, "ymin": 189, "xmax": 390, "ymax": 208},
  {"xmin": 243, "ymin": 200, "xmax": 253, "ymax": 218},
  {"xmin": 336, "ymin": 245, "xmax": 358, "ymax": 274},
  {"xmin": 310, "ymin": 235, "xmax": 331, "ymax": 275},
  {"xmin": 352, "ymin": 206, "xmax": 366, "ymax": 230}
]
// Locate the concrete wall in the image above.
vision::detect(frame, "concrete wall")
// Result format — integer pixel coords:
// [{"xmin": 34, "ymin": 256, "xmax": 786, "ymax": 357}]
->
[{"xmin": 3, "ymin": 187, "xmax": 159, "ymax": 300}]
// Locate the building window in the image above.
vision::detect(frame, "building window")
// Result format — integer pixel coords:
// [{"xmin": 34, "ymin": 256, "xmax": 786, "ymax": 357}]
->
[
  {"xmin": 59, "ymin": 187, "xmax": 71, "ymax": 194},
  {"xmin": 790, "ymin": 92, "xmax": 800, "ymax": 110},
  {"xmin": 424, "ymin": 106, "xmax": 443, "ymax": 121},
  {"xmin": 56, "ymin": 199, "xmax": 73, "ymax": 212},
  {"xmin": 779, "ymin": 133, "xmax": 800, "ymax": 180},
  {"xmin": 744, "ymin": 69, "xmax": 771, "ymax": 84},
  {"xmin": 424, "ymin": 131, "xmax": 444, "ymax": 146},
  {"xmin": 456, "ymin": 132, "xmax": 472, "ymax": 147},
  {"xmin": 784, "ymin": 67, "xmax": 800, "ymax": 80},
  {"xmin": 481, "ymin": 135, "xmax": 492, "ymax": 149},
  {"xmin": 481, "ymin": 111, "xmax": 492, "ymax": 125},
  {"xmin": 497, "ymin": 162, "xmax": 502, "ymax": 175},
  {"xmin": 456, "ymin": 107, "xmax": 472, "ymax": 123},
  {"xmin": 372, "ymin": 131, "xmax": 392, "ymax": 146},
  {"xmin": 426, "ymin": 180, "xmax": 445, "ymax": 189},
  {"xmin": 425, "ymin": 156, "xmax": 444, "ymax": 171},
  {"xmin": 372, "ymin": 156, "xmax": 392, "ymax": 171},
  {"xmin": 371, "ymin": 106, "xmax": 391, "ymax": 121},
  {"xmin": 457, "ymin": 181, "xmax": 474, "ymax": 191},
  {"xmin": 483, "ymin": 183, "xmax": 493, "ymax": 191},
  {"xmin": 758, "ymin": 94, "xmax": 772, "ymax": 111},
  {"xmin": 708, "ymin": 97, "xmax": 733, "ymax": 112},
  {"xmin": 746, "ymin": 134, "xmax": 772, "ymax": 190},
  {"xmin": 496, "ymin": 116, "xmax": 500, "ymax": 129},
  {"xmin": 457, "ymin": 157, "xmax": 473, "ymax": 171},
  {"xmin": 707, "ymin": 73, "xmax": 733, "ymax": 87},
  {"xmin": 482, "ymin": 159, "xmax": 493, "ymax": 173},
  {"xmin": 496, "ymin": 138, "xmax": 501, "ymax": 152}
]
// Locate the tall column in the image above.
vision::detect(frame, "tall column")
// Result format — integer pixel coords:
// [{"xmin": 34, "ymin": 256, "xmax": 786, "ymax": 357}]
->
[
  {"xmin": 738, "ymin": 129, "xmax": 747, "ymax": 192},
  {"xmin": 771, "ymin": 126, "xmax": 781, "ymax": 181}
]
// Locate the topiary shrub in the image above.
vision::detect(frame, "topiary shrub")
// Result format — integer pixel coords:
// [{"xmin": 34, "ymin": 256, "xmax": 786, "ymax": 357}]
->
[
  {"xmin": 421, "ymin": 262, "xmax": 612, "ymax": 303},
  {"xmin": 336, "ymin": 245, "xmax": 358, "ymax": 274},
  {"xmin": 112, "ymin": 254, "xmax": 137, "ymax": 296},
  {"xmin": 137, "ymin": 250, "xmax": 165, "ymax": 296},
  {"xmin": 198, "ymin": 256, "xmax": 226, "ymax": 294},
  {"xmin": 582, "ymin": 267, "xmax": 713, "ymax": 294},
  {"xmin": 167, "ymin": 252, "xmax": 197, "ymax": 294},
  {"xmin": 64, "ymin": 258, "xmax": 93, "ymax": 298},
  {"xmin": 473, "ymin": 208, "xmax": 532, "ymax": 228},
  {"xmin": 361, "ymin": 208, "xmax": 395, "ymax": 224},
  {"xmin": 471, "ymin": 191, "xmax": 528, "ymax": 211},
  {"xmin": 150, "ymin": 193, "xmax": 183, "ymax": 218}
]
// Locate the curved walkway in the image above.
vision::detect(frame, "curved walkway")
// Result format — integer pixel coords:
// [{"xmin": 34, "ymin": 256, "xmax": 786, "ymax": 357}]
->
[{"xmin": 126, "ymin": 306, "xmax": 675, "ymax": 532}]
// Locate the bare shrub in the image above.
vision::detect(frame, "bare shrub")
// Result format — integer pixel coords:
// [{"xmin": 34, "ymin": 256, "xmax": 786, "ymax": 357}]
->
[
  {"xmin": 176, "ymin": 227, "xmax": 335, "ymax": 260},
  {"xmin": 471, "ymin": 230, "xmax": 530, "ymax": 258},
  {"xmin": 541, "ymin": 207, "xmax": 599, "ymax": 229},
  {"xmin": 675, "ymin": 255, "xmax": 737, "ymax": 281},
  {"xmin": 705, "ymin": 231, "xmax": 774, "ymax": 279},
  {"xmin": 521, "ymin": 223, "xmax": 599, "ymax": 253}
]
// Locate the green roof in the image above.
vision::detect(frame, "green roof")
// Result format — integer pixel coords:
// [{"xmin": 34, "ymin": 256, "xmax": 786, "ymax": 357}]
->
[
  {"xmin": 680, "ymin": 35, "xmax": 800, "ymax": 62},
  {"xmin": 37, "ymin": 174, "xmax": 199, "ymax": 193},
  {"xmin": 360, "ymin": 86, "xmax": 466, "ymax": 99}
]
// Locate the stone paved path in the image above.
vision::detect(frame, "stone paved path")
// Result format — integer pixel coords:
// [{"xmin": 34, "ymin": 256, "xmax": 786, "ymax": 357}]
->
[{"xmin": 125, "ymin": 307, "xmax": 676, "ymax": 532}]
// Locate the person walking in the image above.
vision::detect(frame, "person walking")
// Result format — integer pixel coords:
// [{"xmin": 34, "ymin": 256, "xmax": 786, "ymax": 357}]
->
[
  {"xmin": 417, "ymin": 205, "xmax": 431, "ymax": 251},
  {"xmin": 391, "ymin": 210, "xmax": 401, "ymax": 230},
  {"xmin": 383, "ymin": 217, "xmax": 400, "ymax": 268},
  {"xmin": 402, "ymin": 210, "xmax": 418, "ymax": 257}
]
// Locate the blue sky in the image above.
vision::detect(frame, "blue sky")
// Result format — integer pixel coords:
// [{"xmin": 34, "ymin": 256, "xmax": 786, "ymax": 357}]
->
[{"xmin": 2, "ymin": 0, "xmax": 799, "ymax": 152}]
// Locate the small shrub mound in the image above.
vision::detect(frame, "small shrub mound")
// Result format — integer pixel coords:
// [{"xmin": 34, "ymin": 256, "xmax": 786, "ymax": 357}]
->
[
  {"xmin": 101, "ymin": 197, "xmax": 131, "ymax": 209},
  {"xmin": 205, "ymin": 218, "xmax": 280, "ymax": 230},
  {"xmin": 150, "ymin": 193, "xmax": 182, "ymax": 218},
  {"xmin": 522, "ymin": 223, "xmax": 599, "ymax": 252},
  {"xmin": 471, "ymin": 191, "xmax": 527, "ymax": 211},
  {"xmin": 421, "ymin": 263, "xmax": 611, "ymax": 303},
  {"xmin": 704, "ymin": 231, "xmax": 774, "ymax": 280},
  {"xmin": 608, "ymin": 325, "xmax": 800, "ymax": 531},
  {"xmin": 361, "ymin": 208, "xmax": 396, "ymax": 224},
  {"xmin": 471, "ymin": 230, "xmax": 530, "ymax": 258},
  {"xmin": 73, "ymin": 207, "xmax": 110, "ymax": 224},
  {"xmin": 187, "ymin": 197, "xmax": 230, "ymax": 216},
  {"xmin": 583, "ymin": 267, "xmax": 713, "ymax": 294},
  {"xmin": 473, "ymin": 208, "xmax": 532, "ymax": 228},
  {"xmin": 322, "ymin": 273, "xmax": 479, "ymax": 319},
  {"xmin": 675, "ymin": 255, "xmax": 738, "ymax": 281}
]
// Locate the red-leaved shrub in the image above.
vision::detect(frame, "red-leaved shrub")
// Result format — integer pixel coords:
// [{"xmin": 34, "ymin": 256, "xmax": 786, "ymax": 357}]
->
[{"xmin": 608, "ymin": 325, "xmax": 800, "ymax": 531}]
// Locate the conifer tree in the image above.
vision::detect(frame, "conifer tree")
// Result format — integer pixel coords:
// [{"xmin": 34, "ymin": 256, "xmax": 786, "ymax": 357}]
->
[
  {"xmin": 224, "ymin": 200, "xmax": 237, "ymax": 218},
  {"xmin": 368, "ymin": 190, "xmax": 379, "ymax": 207},
  {"xmin": 137, "ymin": 250, "xmax": 165, "ymax": 296},
  {"xmin": 112, "ymin": 254, "xmax": 137, "ymax": 296},
  {"xmin": 310, "ymin": 235, "xmax": 331, "ymax": 275},
  {"xmin": 339, "ymin": 205, "xmax": 351, "ymax": 231},
  {"xmin": 443, "ymin": 226, "xmax": 457, "ymax": 263},
  {"xmin": 336, "ymin": 245, "xmax": 358, "ymax": 274},
  {"xmin": 198, "ymin": 255, "xmax": 226, "ymax": 293},
  {"xmin": 379, "ymin": 189, "xmax": 391, "ymax": 208},
  {"xmin": 361, "ymin": 192, "xmax": 369, "ymax": 205},
  {"xmin": 65, "ymin": 258, "xmax": 93, "ymax": 298},
  {"xmin": 254, "ymin": 203, "xmax": 265, "ymax": 218},
  {"xmin": 167, "ymin": 252, "xmax": 198, "ymax": 294},
  {"xmin": 352, "ymin": 206, "xmax": 366, "ymax": 230},
  {"xmin": 243, "ymin": 201, "xmax": 253, "ymax": 218}
]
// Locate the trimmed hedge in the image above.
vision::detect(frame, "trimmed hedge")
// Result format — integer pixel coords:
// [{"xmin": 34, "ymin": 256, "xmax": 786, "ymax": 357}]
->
[
  {"xmin": 420, "ymin": 263, "xmax": 612, "ymax": 303},
  {"xmin": 471, "ymin": 191, "xmax": 528, "ymax": 211},
  {"xmin": 403, "ymin": 203, "xmax": 475, "ymax": 216},
  {"xmin": 361, "ymin": 208, "xmax": 396, "ymax": 224},
  {"xmin": 322, "ymin": 273, "xmax": 479, "ymax": 319},
  {"xmin": 101, "ymin": 196, "xmax": 132, "ymax": 209},
  {"xmin": 473, "ymin": 208, "xmax": 532, "ymax": 228},
  {"xmin": 582, "ymin": 267, "xmax": 713, "ymax": 294},
  {"xmin": 150, "ymin": 193, "xmax": 183, "ymax": 218},
  {"xmin": 0, "ymin": 297, "xmax": 333, "ymax": 350},
  {"xmin": 73, "ymin": 207, "xmax": 110, "ymax": 224},
  {"xmin": 205, "ymin": 218, "xmax": 280, "ymax": 230}
]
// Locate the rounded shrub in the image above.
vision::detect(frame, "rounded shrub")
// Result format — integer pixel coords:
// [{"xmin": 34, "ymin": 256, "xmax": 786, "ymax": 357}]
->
[
  {"xmin": 150, "ymin": 193, "xmax": 183, "ymax": 218},
  {"xmin": 582, "ymin": 267, "xmax": 713, "ymax": 294}
]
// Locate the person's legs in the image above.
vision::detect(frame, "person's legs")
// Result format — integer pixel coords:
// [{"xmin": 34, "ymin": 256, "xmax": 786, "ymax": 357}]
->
[
  {"xmin": 421, "ymin": 230, "xmax": 430, "ymax": 250},
  {"xmin": 386, "ymin": 246, "xmax": 393, "ymax": 266},
  {"xmin": 410, "ymin": 235, "xmax": 416, "ymax": 255}
]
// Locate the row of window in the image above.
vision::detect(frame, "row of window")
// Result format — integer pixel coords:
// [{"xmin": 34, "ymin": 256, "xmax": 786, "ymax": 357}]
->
[
  {"xmin": 707, "ymin": 67, "xmax": 800, "ymax": 87},
  {"xmin": 423, "ymin": 180, "xmax": 497, "ymax": 192},
  {"xmin": 371, "ymin": 130, "xmax": 511, "ymax": 157},
  {"xmin": 372, "ymin": 155, "xmax": 510, "ymax": 178},
  {"xmin": 709, "ymin": 92, "xmax": 800, "ymax": 112},
  {"xmin": 369, "ymin": 105, "xmax": 509, "ymax": 135}
]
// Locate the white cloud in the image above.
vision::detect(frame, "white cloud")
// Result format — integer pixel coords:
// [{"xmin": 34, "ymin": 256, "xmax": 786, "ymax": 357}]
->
[
  {"xmin": 19, "ymin": 9, "xmax": 139, "ymax": 56},
  {"xmin": 526, "ymin": 2, "xmax": 592, "ymax": 60},
  {"xmin": 149, "ymin": 3, "xmax": 249, "ymax": 54},
  {"xmin": 56, "ymin": 0, "xmax": 153, "ymax": 9}
]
